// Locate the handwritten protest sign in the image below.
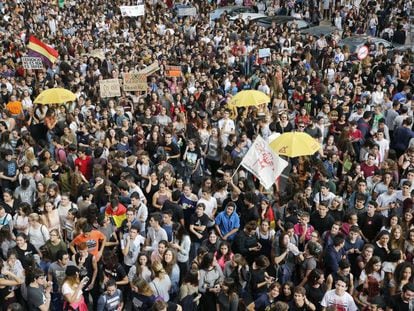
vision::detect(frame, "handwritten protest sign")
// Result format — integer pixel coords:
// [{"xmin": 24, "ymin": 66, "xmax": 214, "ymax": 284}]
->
[
  {"xmin": 123, "ymin": 73, "xmax": 147, "ymax": 92},
  {"xmin": 177, "ymin": 7, "xmax": 197, "ymax": 17},
  {"xmin": 138, "ymin": 62, "xmax": 160, "ymax": 75},
  {"xmin": 165, "ymin": 65, "xmax": 182, "ymax": 77},
  {"xmin": 258, "ymin": 48, "xmax": 271, "ymax": 58},
  {"xmin": 120, "ymin": 5, "xmax": 145, "ymax": 17},
  {"xmin": 88, "ymin": 49, "xmax": 105, "ymax": 60},
  {"xmin": 100, "ymin": 79, "xmax": 121, "ymax": 98},
  {"xmin": 22, "ymin": 57, "xmax": 43, "ymax": 69}
]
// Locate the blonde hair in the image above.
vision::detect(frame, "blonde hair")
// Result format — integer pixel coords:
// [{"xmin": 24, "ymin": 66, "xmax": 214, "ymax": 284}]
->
[
  {"xmin": 152, "ymin": 261, "xmax": 167, "ymax": 279},
  {"xmin": 132, "ymin": 277, "xmax": 154, "ymax": 296},
  {"xmin": 63, "ymin": 275, "xmax": 79, "ymax": 289}
]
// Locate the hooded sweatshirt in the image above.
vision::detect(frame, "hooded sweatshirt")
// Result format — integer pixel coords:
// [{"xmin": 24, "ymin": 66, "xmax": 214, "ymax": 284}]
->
[{"xmin": 215, "ymin": 208, "xmax": 240, "ymax": 241}]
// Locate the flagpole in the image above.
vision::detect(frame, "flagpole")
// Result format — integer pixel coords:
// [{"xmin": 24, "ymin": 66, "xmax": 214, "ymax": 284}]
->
[{"xmin": 231, "ymin": 162, "xmax": 243, "ymax": 179}]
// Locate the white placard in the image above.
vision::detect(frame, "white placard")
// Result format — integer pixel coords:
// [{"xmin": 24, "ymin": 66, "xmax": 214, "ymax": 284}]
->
[
  {"xmin": 177, "ymin": 7, "xmax": 197, "ymax": 17},
  {"xmin": 258, "ymin": 48, "xmax": 271, "ymax": 58},
  {"xmin": 120, "ymin": 5, "xmax": 145, "ymax": 17},
  {"xmin": 22, "ymin": 57, "xmax": 43, "ymax": 69},
  {"xmin": 100, "ymin": 79, "xmax": 121, "ymax": 98},
  {"xmin": 137, "ymin": 62, "xmax": 160, "ymax": 75}
]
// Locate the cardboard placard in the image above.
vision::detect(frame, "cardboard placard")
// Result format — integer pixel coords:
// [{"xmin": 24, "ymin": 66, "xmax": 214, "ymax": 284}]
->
[
  {"xmin": 22, "ymin": 57, "xmax": 43, "ymax": 69},
  {"xmin": 120, "ymin": 5, "xmax": 145, "ymax": 17},
  {"xmin": 123, "ymin": 73, "xmax": 147, "ymax": 92},
  {"xmin": 84, "ymin": 49, "xmax": 105, "ymax": 60},
  {"xmin": 138, "ymin": 62, "xmax": 160, "ymax": 75},
  {"xmin": 165, "ymin": 65, "xmax": 182, "ymax": 77},
  {"xmin": 258, "ymin": 48, "xmax": 271, "ymax": 58},
  {"xmin": 100, "ymin": 79, "xmax": 121, "ymax": 98},
  {"xmin": 177, "ymin": 7, "xmax": 197, "ymax": 17}
]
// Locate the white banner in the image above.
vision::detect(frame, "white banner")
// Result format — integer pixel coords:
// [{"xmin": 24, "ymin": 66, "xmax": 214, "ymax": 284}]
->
[
  {"xmin": 22, "ymin": 57, "xmax": 43, "ymax": 69},
  {"xmin": 177, "ymin": 7, "xmax": 197, "ymax": 17},
  {"xmin": 120, "ymin": 5, "xmax": 145, "ymax": 17},
  {"xmin": 241, "ymin": 135, "xmax": 288, "ymax": 189}
]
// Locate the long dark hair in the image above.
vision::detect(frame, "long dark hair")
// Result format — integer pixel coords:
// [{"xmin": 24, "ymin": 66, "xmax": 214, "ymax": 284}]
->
[
  {"xmin": 199, "ymin": 252, "xmax": 215, "ymax": 270},
  {"xmin": 307, "ymin": 268, "xmax": 324, "ymax": 286},
  {"xmin": 222, "ymin": 277, "xmax": 238, "ymax": 299},
  {"xmin": 134, "ymin": 252, "xmax": 152, "ymax": 279},
  {"xmin": 0, "ymin": 226, "xmax": 12, "ymax": 243},
  {"xmin": 216, "ymin": 241, "xmax": 232, "ymax": 262},
  {"xmin": 278, "ymin": 232, "xmax": 290, "ymax": 251},
  {"xmin": 102, "ymin": 249, "xmax": 119, "ymax": 270},
  {"xmin": 174, "ymin": 223, "xmax": 188, "ymax": 242}
]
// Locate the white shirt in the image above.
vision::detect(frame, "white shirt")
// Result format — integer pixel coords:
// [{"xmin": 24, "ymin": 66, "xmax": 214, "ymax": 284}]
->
[
  {"xmin": 321, "ymin": 289, "xmax": 358, "ymax": 311},
  {"xmin": 133, "ymin": 203, "xmax": 148, "ymax": 225},
  {"xmin": 376, "ymin": 192, "xmax": 397, "ymax": 217},
  {"xmin": 122, "ymin": 234, "xmax": 145, "ymax": 266},
  {"xmin": 197, "ymin": 197, "xmax": 217, "ymax": 219},
  {"xmin": 62, "ymin": 282, "xmax": 83, "ymax": 300},
  {"xmin": 129, "ymin": 184, "xmax": 147, "ymax": 203},
  {"xmin": 374, "ymin": 138, "xmax": 389, "ymax": 162},
  {"xmin": 146, "ymin": 227, "xmax": 168, "ymax": 251},
  {"xmin": 313, "ymin": 191, "xmax": 336, "ymax": 207},
  {"xmin": 28, "ymin": 224, "xmax": 50, "ymax": 250},
  {"xmin": 218, "ymin": 118, "xmax": 235, "ymax": 146},
  {"xmin": 258, "ymin": 84, "xmax": 271, "ymax": 95}
]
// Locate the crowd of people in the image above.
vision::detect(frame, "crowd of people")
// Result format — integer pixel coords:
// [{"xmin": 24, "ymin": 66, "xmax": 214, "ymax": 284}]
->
[{"xmin": 0, "ymin": 0, "xmax": 413, "ymax": 310}]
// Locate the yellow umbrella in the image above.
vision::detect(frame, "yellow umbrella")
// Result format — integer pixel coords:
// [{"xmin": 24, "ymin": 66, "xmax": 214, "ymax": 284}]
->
[
  {"xmin": 269, "ymin": 132, "xmax": 320, "ymax": 157},
  {"xmin": 34, "ymin": 88, "xmax": 76, "ymax": 105},
  {"xmin": 229, "ymin": 90, "xmax": 270, "ymax": 107}
]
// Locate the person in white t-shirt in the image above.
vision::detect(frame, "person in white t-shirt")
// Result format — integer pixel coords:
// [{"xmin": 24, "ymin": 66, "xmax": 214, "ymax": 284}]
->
[
  {"xmin": 218, "ymin": 109, "xmax": 235, "ymax": 147},
  {"xmin": 321, "ymin": 277, "xmax": 358, "ymax": 311},
  {"xmin": 197, "ymin": 188, "xmax": 217, "ymax": 221},
  {"xmin": 313, "ymin": 184, "xmax": 336, "ymax": 209},
  {"xmin": 122, "ymin": 225, "xmax": 145, "ymax": 270},
  {"xmin": 376, "ymin": 182, "xmax": 397, "ymax": 218},
  {"xmin": 374, "ymin": 130, "xmax": 389, "ymax": 163}
]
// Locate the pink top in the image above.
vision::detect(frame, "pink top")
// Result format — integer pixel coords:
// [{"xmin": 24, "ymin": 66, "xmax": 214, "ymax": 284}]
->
[
  {"xmin": 293, "ymin": 224, "xmax": 314, "ymax": 242},
  {"xmin": 215, "ymin": 251, "xmax": 234, "ymax": 270}
]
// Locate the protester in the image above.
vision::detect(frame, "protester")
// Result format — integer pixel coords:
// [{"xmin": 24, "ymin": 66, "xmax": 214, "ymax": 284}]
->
[{"xmin": 0, "ymin": 0, "xmax": 412, "ymax": 309}]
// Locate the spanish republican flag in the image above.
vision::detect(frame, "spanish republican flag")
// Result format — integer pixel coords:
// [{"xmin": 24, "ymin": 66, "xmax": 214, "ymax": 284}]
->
[
  {"xmin": 105, "ymin": 203, "xmax": 127, "ymax": 228},
  {"xmin": 27, "ymin": 36, "xmax": 58, "ymax": 67}
]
